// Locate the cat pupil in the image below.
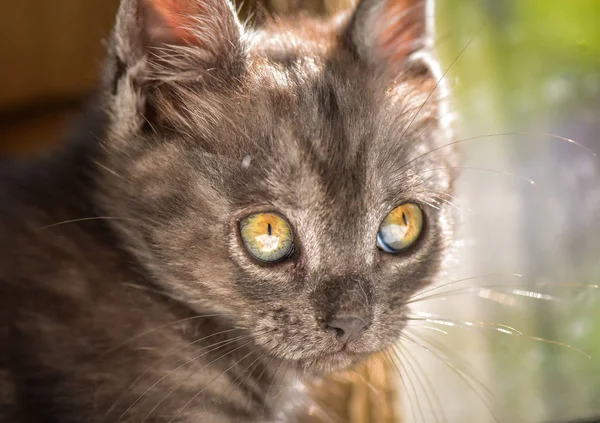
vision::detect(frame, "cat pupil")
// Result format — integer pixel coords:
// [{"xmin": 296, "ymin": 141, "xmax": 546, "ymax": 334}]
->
[
  {"xmin": 268, "ymin": 223, "xmax": 272, "ymax": 236},
  {"xmin": 402, "ymin": 212, "xmax": 408, "ymax": 226}
]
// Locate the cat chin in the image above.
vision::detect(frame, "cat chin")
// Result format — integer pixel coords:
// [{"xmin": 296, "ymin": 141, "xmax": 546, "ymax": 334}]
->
[{"xmin": 295, "ymin": 350, "xmax": 370, "ymax": 375}]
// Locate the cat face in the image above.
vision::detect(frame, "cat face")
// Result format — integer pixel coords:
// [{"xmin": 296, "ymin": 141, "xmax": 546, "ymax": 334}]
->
[{"xmin": 98, "ymin": 0, "xmax": 455, "ymax": 373}]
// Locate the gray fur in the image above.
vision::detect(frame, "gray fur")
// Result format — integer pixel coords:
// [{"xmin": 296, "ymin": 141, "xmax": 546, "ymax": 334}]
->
[{"xmin": 0, "ymin": 0, "xmax": 455, "ymax": 421}]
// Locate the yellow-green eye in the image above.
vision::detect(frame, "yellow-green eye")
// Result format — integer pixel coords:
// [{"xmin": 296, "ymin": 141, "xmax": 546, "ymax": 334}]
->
[
  {"xmin": 239, "ymin": 213, "xmax": 294, "ymax": 263},
  {"xmin": 377, "ymin": 203, "xmax": 423, "ymax": 253}
]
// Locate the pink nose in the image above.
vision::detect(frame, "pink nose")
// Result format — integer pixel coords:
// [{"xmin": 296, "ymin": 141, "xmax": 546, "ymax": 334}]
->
[{"xmin": 326, "ymin": 315, "xmax": 371, "ymax": 344}]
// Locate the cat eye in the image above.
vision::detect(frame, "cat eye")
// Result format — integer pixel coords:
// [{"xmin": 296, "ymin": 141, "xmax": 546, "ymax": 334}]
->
[
  {"xmin": 377, "ymin": 203, "xmax": 423, "ymax": 253},
  {"xmin": 239, "ymin": 213, "xmax": 295, "ymax": 263}
]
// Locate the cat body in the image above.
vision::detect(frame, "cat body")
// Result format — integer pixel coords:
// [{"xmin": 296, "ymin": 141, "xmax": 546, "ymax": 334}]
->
[{"xmin": 0, "ymin": 0, "xmax": 455, "ymax": 421}]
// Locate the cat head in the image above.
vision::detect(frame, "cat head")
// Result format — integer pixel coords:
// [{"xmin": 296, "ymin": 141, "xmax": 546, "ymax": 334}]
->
[{"xmin": 98, "ymin": 0, "xmax": 455, "ymax": 372}]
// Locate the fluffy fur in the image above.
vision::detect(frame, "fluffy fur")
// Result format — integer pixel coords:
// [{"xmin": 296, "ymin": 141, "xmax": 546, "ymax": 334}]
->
[{"xmin": 0, "ymin": 0, "xmax": 455, "ymax": 421}]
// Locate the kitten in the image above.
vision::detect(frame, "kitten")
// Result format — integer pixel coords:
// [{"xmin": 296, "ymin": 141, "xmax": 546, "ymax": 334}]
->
[{"xmin": 0, "ymin": 0, "xmax": 455, "ymax": 421}]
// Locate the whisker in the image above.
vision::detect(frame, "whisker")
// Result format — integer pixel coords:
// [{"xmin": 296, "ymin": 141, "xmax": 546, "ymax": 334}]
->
[
  {"xmin": 102, "ymin": 313, "xmax": 235, "ymax": 356},
  {"xmin": 271, "ymin": 358, "xmax": 293, "ymax": 400},
  {"xmin": 401, "ymin": 332, "xmax": 503, "ymax": 423},
  {"xmin": 457, "ymin": 132, "xmax": 597, "ymax": 157},
  {"xmin": 395, "ymin": 344, "xmax": 445, "ymax": 423},
  {"xmin": 406, "ymin": 315, "xmax": 525, "ymax": 336},
  {"xmin": 347, "ymin": 369, "xmax": 384, "ymax": 399},
  {"xmin": 409, "ymin": 281, "xmax": 598, "ymax": 305},
  {"xmin": 384, "ymin": 349, "xmax": 418, "ymax": 423},
  {"xmin": 429, "ymin": 194, "xmax": 468, "ymax": 213},
  {"xmin": 167, "ymin": 350, "xmax": 257, "ymax": 423},
  {"xmin": 527, "ymin": 337, "xmax": 592, "ymax": 359},
  {"xmin": 404, "ymin": 330, "xmax": 496, "ymax": 399},
  {"xmin": 420, "ymin": 166, "xmax": 536, "ymax": 186},
  {"xmin": 92, "ymin": 160, "xmax": 129, "ymax": 181},
  {"xmin": 418, "ymin": 191, "xmax": 467, "ymax": 213},
  {"xmin": 410, "ymin": 286, "xmax": 561, "ymax": 305},
  {"xmin": 117, "ymin": 333, "xmax": 256, "ymax": 422},
  {"xmin": 35, "ymin": 216, "xmax": 138, "ymax": 231},
  {"xmin": 260, "ymin": 357, "xmax": 285, "ymax": 420},
  {"xmin": 143, "ymin": 331, "xmax": 272, "ymax": 423},
  {"xmin": 410, "ymin": 273, "xmax": 524, "ymax": 302},
  {"xmin": 408, "ymin": 315, "xmax": 592, "ymax": 358},
  {"xmin": 397, "ymin": 23, "xmax": 484, "ymax": 149},
  {"xmin": 198, "ymin": 352, "xmax": 265, "ymax": 421},
  {"xmin": 417, "ymin": 325, "xmax": 449, "ymax": 336},
  {"xmin": 104, "ymin": 327, "xmax": 242, "ymax": 419},
  {"xmin": 391, "ymin": 346, "xmax": 432, "ymax": 423},
  {"xmin": 422, "ymin": 189, "xmax": 469, "ymax": 211},
  {"xmin": 242, "ymin": 354, "xmax": 275, "ymax": 414},
  {"xmin": 399, "ymin": 343, "xmax": 448, "ymax": 423},
  {"xmin": 421, "ymin": 200, "xmax": 442, "ymax": 210},
  {"xmin": 399, "ymin": 132, "xmax": 596, "ymax": 175}
]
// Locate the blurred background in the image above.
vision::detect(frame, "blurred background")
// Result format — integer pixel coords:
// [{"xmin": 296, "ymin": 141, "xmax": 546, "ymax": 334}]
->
[{"xmin": 1, "ymin": 1, "xmax": 599, "ymax": 422}]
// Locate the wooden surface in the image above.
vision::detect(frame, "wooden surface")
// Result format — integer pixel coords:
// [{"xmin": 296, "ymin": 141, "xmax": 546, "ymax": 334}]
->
[
  {"xmin": 0, "ymin": 1, "xmax": 119, "ymax": 112},
  {"xmin": 0, "ymin": 0, "xmax": 119, "ymax": 154},
  {"xmin": 305, "ymin": 353, "xmax": 401, "ymax": 423}
]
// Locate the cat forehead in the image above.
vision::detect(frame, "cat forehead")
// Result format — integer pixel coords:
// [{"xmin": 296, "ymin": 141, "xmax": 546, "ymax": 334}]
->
[
  {"xmin": 240, "ymin": 60, "xmax": 438, "ymax": 165},
  {"xmin": 126, "ymin": 15, "xmax": 446, "ymax": 211},
  {"xmin": 209, "ymin": 57, "xmax": 443, "ymax": 209},
  {"xmin": 250, "ymin": 15, "xmax": 343, "ymax": 62},
  {"xmin": 228, "ymin": 86, "xmax": 441, "ymax": 212}
]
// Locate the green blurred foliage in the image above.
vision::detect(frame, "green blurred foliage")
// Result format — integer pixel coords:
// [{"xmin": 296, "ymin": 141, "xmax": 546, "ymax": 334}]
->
[
  {"xmin": 435, "ymin": 1, "xmax": 600, "ymax": 421},
  {"xmin": 437, "ymin": 0, "xmax": 600, "ymax": 127}
]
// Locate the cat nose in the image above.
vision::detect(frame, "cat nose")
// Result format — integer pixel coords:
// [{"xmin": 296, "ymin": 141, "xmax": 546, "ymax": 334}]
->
[{"xmin": 326, "ymin": 314, "xmax": 372, "ymax": 344}]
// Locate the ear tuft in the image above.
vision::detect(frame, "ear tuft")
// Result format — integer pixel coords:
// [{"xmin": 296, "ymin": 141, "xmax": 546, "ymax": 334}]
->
[
  {"xmin": 142, "ymin": 0, "xmax": 242, "ymax": 51},
  {"xmin": 112, "ymin": 0, "xmax": 244, "ymax": 72},
  {"xmin": 350, "ymin": 0, "xmax": 433, "ymax": 74},
  {"xmin": 104, "ymin": 0, "xmax": 246, "ymax": 132}
]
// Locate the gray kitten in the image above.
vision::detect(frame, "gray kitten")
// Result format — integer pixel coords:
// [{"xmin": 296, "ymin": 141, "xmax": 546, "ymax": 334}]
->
[{"xmin": 0, "ymin": 0, "xmax": 455, "ymax": 421}]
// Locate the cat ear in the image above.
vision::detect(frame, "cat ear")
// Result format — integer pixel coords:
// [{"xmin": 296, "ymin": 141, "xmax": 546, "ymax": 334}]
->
[
  {"xmin": 109, "ymin": 0, "xmax": 244, "ymax": 82},
  {"xmin": 349, "ymin": 0, "xmax": 434, "ymax": 75}
]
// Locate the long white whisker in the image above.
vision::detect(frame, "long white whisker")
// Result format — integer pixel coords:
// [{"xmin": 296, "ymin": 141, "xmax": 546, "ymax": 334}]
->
[
  {"xmin": 168, "ymin": 350, "xmax": 257, "ymax": 423},
  {"xmin": 406, "ymin": 315, "xmax": 592, "ymax": 358},
  {"xmin": 384, "ymin": 349, "xmax": 418, "ymax": 423},
  {"xmin": 35, "ymin": 216, "xmax": 138, "ymax": 230},
  {"xmin": 409, "ymin": 282, "xmax": 598, "ymax": 305},
  {"xmin": 396, "ymin": 343, "xmax": 447, "ymax": 423},
  {"xmin": 420, "ymin": 166, "xmax": 536, "ymax": 186},
  {"xmin": 410, "ymin": 273, "xmax": 524, "ymax": 302},
  {"xmin": 103, "ymin": 313, "xmax": 235, "ymax": 356},
  {"xmin": 146, "ymin": 331, "xmax": 271, "ymax": 422},
  {"xmin": 392, "ymin": 346, "xmax": 437, "ymax": 423},
  {"xmin": 397, "ymin": 24, "xmax": 483, "ymax": 151},
  {"xmin": 401, "ymin": 332, "xmax": 504, "ymax": 423},
  {"xmin": 399, "ymin": 132, "xmax": 596, "ymax": 174},
  {"xmin": 199, "ymin": 352, "xmax": 265, "ymax": 420},
  {"xmin": 404, "ymin": 330, "xmax": 497, "ymax": 399},
  {"xmin": 117, "ymin": 333, "xmax": 257, "ymax": 422},
  {"xmin": 104, "ymin": 327, "xmax": 242, "ymax": 419}
]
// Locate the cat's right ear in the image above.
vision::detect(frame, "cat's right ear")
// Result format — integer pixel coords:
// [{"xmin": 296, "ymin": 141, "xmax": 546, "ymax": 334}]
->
[
  {"xmin": 106, "ymin": 0, "xmax": 245, "ymax": 93},
  {"xmin": 348, "ymin": 0, "xmax": 435, "ymax": 77}
]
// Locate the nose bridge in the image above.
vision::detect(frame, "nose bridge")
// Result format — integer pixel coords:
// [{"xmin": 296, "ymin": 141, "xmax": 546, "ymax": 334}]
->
[
  {"xmin": 335, "ymin": 278, "xmax": 371, "ymax": 316},
  {"xmin": 317, "ymin": 228, "xmax": 373, "ymax": 275},
  {"xmin": 314, "ymin": 275, "xmax": 373, "ymax": 320}
]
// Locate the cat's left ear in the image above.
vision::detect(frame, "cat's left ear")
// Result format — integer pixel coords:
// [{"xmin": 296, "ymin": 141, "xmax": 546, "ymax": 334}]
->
[
  {"xmin": 107, "ymin": 0, "xmax": 245, "ymax": 88},
  {"xmin": 349, "ymin": 0, "xmax": 435, "ymax": 77},
  {"xmin": 104, "ymin": 0, "xmax": 246, "ymax": 131}
]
